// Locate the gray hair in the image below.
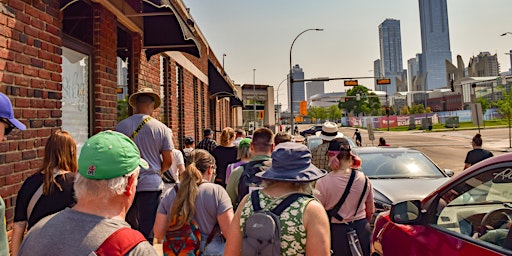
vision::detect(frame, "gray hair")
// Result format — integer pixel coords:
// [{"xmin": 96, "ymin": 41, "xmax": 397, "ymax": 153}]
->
[
  {"xmin": 261, "ymin": 180, "xmax": 316, "ymax": 195},
  {"xmin": 74, "ymin": 168, "xmax": 139, "ymax": 200},
  {"xmin": 237, "ymin": 145, "xmax": 251, "ymax": 160}
]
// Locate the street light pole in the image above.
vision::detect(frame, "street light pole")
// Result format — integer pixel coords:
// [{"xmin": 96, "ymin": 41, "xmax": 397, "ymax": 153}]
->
[
  {"xmin": 253, "ymin": 69, "xmax": 257, "ymax": 130},
  {"xmin": 289, "ymin": 28, "xmax": 323, "ymax": 135},
  {"xmin": 275, "ymin": 77, "xmax": 288, "ymax": 127},
  {"xmin": 222, "ymin": 53, "xmax": 227, "ymax": 73}
]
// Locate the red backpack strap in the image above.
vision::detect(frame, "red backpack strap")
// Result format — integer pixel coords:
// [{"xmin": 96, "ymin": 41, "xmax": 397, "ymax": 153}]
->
[{"xmin": 95, "ymin": 227, "xmax": 146, "ymax": 256}]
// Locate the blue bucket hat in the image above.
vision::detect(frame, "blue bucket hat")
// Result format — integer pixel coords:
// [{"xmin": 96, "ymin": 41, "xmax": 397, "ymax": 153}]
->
[{"xmin": 257, "ymin": 142, "xmax": 327, "ymax": 182}]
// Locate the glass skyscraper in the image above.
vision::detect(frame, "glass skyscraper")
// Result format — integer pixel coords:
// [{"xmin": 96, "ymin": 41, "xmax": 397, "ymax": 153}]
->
[
  {"xmin": 419, "ymin": 0, "xmax": 452, "ymax": 90},
  {"xmin": 378, "ymin": 19, "xmax": 403, "ymax": 95},
  {"xmin": 289, "ymin": 64, "xmax": 305, "ymax": 114}
]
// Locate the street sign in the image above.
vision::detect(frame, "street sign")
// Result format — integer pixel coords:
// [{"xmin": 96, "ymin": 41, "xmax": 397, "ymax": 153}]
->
[
  {"xmin": 344, "ymin": 80, "xmax": 358, "ymax": 86},
  {"xmin": 376, "ymin": 78, "xmax": 391, "ymax": 85},
  {"xmin": 299, "ymin": 101, "xmax": 308, "ymax": 115}
]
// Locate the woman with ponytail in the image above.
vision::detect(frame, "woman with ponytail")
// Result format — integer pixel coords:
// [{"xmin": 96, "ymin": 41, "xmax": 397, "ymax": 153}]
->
[
  {"xmin": 315, "ymin": 137, "xmax": 374, "ymax": 256},
  {"xmin": 12, "ymin": 131, "xmax": 78, "ymax": 255},
  {"xmin": 154, "ymin": 149, "xmax": 234, "ymax": 255}
]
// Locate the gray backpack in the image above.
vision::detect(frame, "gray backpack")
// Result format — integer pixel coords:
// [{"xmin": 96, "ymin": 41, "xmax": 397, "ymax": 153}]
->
[{"xmin": 242, "ymin": 190, "xmax": 312, "ymax": 256}]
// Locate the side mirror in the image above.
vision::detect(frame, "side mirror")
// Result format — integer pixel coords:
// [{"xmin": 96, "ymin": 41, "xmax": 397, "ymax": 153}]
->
[
  {"xmin": 390, "ymin": 200, "xmax": 422, "ymax": 225},
  {"xmin": 444, "ymin": 169, "xmax": 455, "ymax": 177}
]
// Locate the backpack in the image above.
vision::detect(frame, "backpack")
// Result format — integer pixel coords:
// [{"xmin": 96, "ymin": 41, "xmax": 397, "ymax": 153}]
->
[
  {"xmin": 162, "ymin": 186, "xmax": 219, "ymax": 256},
  {"xmin": 236, "ymin": 159, "xmax": 268, "ymax": 206},
  {"xmin": 93, "ymin": 227, "xmax": 146, "ymax": 256},
  {"xmin": 242, "ymin": 190, "xmax": 312, "ymax": 256}
]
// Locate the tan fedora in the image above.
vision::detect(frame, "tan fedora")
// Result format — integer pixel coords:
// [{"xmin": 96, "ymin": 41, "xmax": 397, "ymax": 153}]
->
[{"xmin": 128, "ymin": 87, "xmax": 161, "ymax": 109}]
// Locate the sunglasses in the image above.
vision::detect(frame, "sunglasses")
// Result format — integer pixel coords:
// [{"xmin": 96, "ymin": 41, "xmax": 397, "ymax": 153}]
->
[{"xmin": 1, "ymin": 119, "xmax": 14, "ymax": 136}]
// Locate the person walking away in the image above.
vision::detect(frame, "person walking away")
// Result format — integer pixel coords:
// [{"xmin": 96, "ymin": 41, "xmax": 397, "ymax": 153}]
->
[
  {"xmin": 12, "ymin": 131, "xmax": 78, "ymax": 255},
  {"xmin": 226, "ymin": 138, "xmax": 252, "ymax": 183},
  {"xmin": 353, "ymin": 128, "xmax": 362, "ymax": 147},
  {"xmin": 377, "ymin": 137, "xmax": 389, "ymax": 147},
  {"xmin": 115, "ymin": 87, "xmax": 174, "ymax": 243},
  {"xmin": 162, "ymin": 148, "xmax": 185, "ymax": 192},
  {"xmin": 315, "ymin": 137, "xmax": 374, "ymax": 256},
  {"xmin": 211, "ymin": 127, "xmax": 238, "ymax": 187},
  {"xmin": 224, "ymin": 142, "xmax": 330, "ymax": 256},
  {"xmin": 311, "ymin": 122, "xmax": 344, "ymax": 173},
  {"xmin": 274, "ymin": 132, "xmax": 291, "ymax": 146},
  {"xmin": 196, "ymin": 128, "xmax": 218, "ymax": 153},
  {"xmin": 153, "ymin": 149, "xmax": 234, "ymax": 255},
  {"xmin": 0, "ymin": 92, "xmax": 26, "ymax": 255},
  {"xmin": 182, "ymin": 136, "xmax": 195, "ymax": 165},
  {"xmin": 464, "ymin": 133, "xmax": 494, "ymax": 170},
  {"xmin": 233, "ymin": 129, "xmax": 246, "ymax": 147},
  {"xmin": 17, "ymin": 131, "xmax": 157, "ymax": 255},
  {"xmin": 226, "ymin": 128, "xmax": 273, "ymax": 207}
]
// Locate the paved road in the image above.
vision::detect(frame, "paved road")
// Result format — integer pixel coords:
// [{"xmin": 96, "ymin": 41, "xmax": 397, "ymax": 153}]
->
[{"xmin": 337, "ymin": 126, "xmax": 511, "ymax": 176}]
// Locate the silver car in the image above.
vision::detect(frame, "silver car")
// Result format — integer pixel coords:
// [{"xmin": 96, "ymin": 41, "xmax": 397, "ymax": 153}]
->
[{"xmin": 352, "ymin": 147, "xmax": 454, "ymax": 220}]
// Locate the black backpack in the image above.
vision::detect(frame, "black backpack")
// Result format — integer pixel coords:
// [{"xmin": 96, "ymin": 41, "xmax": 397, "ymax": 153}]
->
[
  {"xmin": 236, "ymin": 159, "xmax": 268, "ymax": 206},
  {"xmin": 242, "ymin": 190, "xmax": 312, "ymax": 256}
]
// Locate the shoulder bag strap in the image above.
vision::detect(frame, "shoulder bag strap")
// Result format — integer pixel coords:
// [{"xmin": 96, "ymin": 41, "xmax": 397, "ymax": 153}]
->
[
  {"xmin": 327, "ymin": 169, "xmax": 356, "ymax": 222},
  {"xmin": 27, "ymin": 170, "xmax": 67, "ymax": 220},
  {"xmin": 250, "ymin": 190, "xmax": 262, "ymax": 212},
  {"xmin": 129, "ymin": 116, "xmax": 151, "ymax": 140},
  {"xmin": 352, "ymin": 176, "xmax": 369, "ymax": 218},
  {"xmin": 94, "ymin": 227, "xmax": 146, "ymax": 256},
  {"xmin": 272, "ymin": 193, "xmax": 313, "ymax": 216},
  {"xmin": 202, "ymin": 223, "xmax": 220, "ymax": 251}
]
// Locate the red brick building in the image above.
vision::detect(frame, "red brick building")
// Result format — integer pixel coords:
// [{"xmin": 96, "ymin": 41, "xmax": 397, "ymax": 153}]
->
[{"xmin": 0, "ymin": 0, "xmax": 240, "ymax": 242}]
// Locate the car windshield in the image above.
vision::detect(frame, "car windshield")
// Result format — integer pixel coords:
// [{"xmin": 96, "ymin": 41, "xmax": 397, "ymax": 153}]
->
[
  {"xmin": 359, "ymin": 151, "xmax": 445, "ymax": 178},
  {"xmin": 306, "ymin": 137, "xmax": 322, "ymax": 149}
]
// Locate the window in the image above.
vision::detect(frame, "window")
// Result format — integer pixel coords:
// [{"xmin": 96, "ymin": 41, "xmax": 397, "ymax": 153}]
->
[
  {"xmin": 434, "ymin": 167, "xmax": 512, "ymax": 248},
  {"xmin": 62, "ymin": 47, "xmax": 89, "ymax": 155}
]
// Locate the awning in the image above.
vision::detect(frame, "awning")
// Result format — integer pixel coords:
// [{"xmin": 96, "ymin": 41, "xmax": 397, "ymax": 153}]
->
[
  {"xmin": 208, "ymin": 60, "xmax": 234, "ymax": 97},
  {"xmin": 60, "ymin": 0, "xmax": 201, "ymax": 60},
  {"xmin": 230, "ymin": 96, "xmax": 244, "ymax": 108},
  {"xmin": 141, "ymin": 0, "xmax": 201, "ymax": 60}
]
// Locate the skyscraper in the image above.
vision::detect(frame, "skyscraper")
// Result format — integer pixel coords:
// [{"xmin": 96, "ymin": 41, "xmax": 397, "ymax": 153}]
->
[
  {"xmin": 306, "ymin": 79, "xmax": 325, "ymax": 100},
  {"xmin": 378, "ymin": 19, "xmax": 404, "ymax": 95},
  {"xmin": 290, "ymin": 64, "xmax": 305, "ymax": 114},
  {"xmin": 419, "ymin": 0, "xmax": 452, "ymax": 90}
]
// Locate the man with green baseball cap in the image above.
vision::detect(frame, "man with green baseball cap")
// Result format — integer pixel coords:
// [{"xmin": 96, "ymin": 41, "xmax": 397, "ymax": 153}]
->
[{"xmin": 18, "ymin": 131, "xmax": 157, "ymax": 255}]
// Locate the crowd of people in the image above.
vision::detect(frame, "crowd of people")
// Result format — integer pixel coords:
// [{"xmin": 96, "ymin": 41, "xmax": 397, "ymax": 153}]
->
[{"xmin": 0, "ymin": 88, "xmax": 497, "ymax": 256}]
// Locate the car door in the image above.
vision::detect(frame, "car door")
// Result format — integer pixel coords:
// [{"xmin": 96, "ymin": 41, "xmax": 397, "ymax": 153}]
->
[{"xmin": 416, "ymin": 162, "xmax": 512, "ymax": 255}]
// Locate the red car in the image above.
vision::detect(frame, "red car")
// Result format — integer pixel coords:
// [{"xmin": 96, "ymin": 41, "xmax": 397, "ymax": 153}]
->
[{"xmin": 372, "ymin": 153, "xmax": 512, "ymax": 256}]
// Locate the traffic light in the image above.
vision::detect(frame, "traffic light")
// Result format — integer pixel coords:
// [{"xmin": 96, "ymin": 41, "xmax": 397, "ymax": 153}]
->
[
  {"xmin": 345, "ymin": 97, "xmax": 349, "ymax": 102},
  {"xmin": 385, "ymin": 106, "xmax": 390, "ymax": 116}
]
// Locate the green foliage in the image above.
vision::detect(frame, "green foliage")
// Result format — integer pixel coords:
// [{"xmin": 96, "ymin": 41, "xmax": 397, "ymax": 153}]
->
[
  {"xmin": 476, "ymin": 97, "xmax": 490, "ymax": 114},
  {"xmin": 400, "ymin": 105, "xmax": 410, "ymax": 115},
  {"xmin": 307, "ymin": 106, "xmax": 328, "ymax": 122},
  {"xmin": 496, "ymin": 86, "xmax": 512, "ymax": 125},
  {"xmin": 410, "ymin": 104, "xmax": 426, "ymax": 114},
  {"xmin": 339, "ymin": 85, "xmax": 381, "ymax": 116},
  {"xmin": 117, "ymin": 97, "xmax": 129, "ymax": 122},
  {"xmin": 327, "ymin": 105, "xmax": 342, "ymax": 121}
]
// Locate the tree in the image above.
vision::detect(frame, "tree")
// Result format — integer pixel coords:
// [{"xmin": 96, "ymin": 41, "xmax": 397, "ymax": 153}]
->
[
  {"xmin": 400, "ymin": 105, "xmax": 410, "ymax": 115},
  {"xmin": 496, "ymin": 86, "xmax": 512, "ymax": 148},
  {"xmin": 307, "ymin": 106, "xmax": 328, "ymax": 122},
  {"xmin": 327, "ymin": 105, "xmax": 342, "ymax": 121},
  {"xmin": 339, "ymin": 85, "xmax": 380, "ymax": 116},
  {"xmin": 476, "ymin": 97, "xmax": 490, "ymax": 114},
  {"xmin": 117, "ymin": 96, "xmax": 129, "ymax": 122}
]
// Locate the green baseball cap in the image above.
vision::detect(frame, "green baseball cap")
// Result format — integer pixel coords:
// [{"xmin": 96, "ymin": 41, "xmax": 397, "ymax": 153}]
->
[
  {"xmin": 78, "ymin": 130, "xmax": 149, "ymax": 180},
  {"xmin": 239, "ymin": 138, "xmax": 251, "ymax": 148}
]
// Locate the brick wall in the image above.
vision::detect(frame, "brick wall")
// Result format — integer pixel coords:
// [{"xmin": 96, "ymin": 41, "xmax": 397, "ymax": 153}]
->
[
  {"xmin": 92, "ymin": 4, "xmax": 118, "ymax": 132},
  {"xmin": 0, "ymin": 0, "xmax": 63, "ymax": 230}
]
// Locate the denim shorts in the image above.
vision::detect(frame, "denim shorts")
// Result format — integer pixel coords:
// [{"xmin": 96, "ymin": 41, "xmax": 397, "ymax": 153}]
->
[{"xmin": 200, "ymin": 235, "xmax": 225, "ymax": 256}]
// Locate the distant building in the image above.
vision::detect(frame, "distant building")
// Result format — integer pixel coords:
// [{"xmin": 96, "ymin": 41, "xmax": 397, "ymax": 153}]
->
[
  {"xmin": 374, "ymin": 59, "xmax": 382, "ymax": 88},
  {"xmin": 419, "ymin": 0, "xmax": 452, "ymax": 90},
  {"xmin": 289, "ymin": 64, "xmax": 305, "ymax": 114},
  {"xmin": 378, "ymin": 19, "xmax": 404, "ymax": 94},
  {"xmin": 407, "ymin": 54, "xmax": 423, "ymax": 91},
  {"xmin": 306, "ymin": 79, "xmax": 326, "ymax": 100},
  {"xmin": 468, "ymin": 52, "xmax": 500, "ymax": 77}
]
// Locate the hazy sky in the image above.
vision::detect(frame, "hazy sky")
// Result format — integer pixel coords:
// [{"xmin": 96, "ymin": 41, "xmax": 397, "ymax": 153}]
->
[{"xmin": 183, "ymin": 0, "xmax": 512, "ymax": 109}]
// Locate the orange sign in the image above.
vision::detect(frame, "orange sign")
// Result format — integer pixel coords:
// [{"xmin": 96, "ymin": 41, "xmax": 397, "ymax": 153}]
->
[
  {"xmin": 377, "ymin": 78, "xmax": 391, "ymax": 85},
  {"xmin": 299, "ymin": 101, "xmax": 308, "ymax": 116},
  {"xmin": 344, "ymin": 80, "xmax": 358, "ymax": 86}
]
